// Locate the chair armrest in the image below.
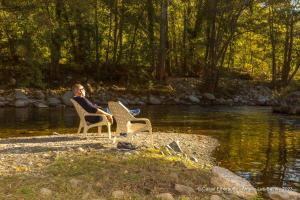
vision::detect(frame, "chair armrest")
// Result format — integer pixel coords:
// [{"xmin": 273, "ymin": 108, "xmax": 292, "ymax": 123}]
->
[
  {"xmin": 83, "ymin": 113, "xmax": 109, "ymax": 123},
  {"xmin": 131, "ymin": 118, "xmax": 151, "ymax": 125},
  {"xmin": 84, "ymin": 113, "xmax": 106, "ymax": 117}
]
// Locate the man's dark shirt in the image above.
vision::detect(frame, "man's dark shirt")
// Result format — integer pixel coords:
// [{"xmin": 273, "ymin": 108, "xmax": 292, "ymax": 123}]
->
[{"xmin": 73, "ymin": 96, "xmax": 102, "ymax": 124}]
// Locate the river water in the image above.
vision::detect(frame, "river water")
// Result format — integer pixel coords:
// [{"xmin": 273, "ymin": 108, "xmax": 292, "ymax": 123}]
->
[{"xmin": 0, "ymin": 106, "xmax": 299, "ymax": 192}]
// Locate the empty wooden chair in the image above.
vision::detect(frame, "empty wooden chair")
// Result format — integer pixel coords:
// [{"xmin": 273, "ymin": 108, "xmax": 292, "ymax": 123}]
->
[{"xmin": 71, "ymin": 99, "xmax": 112, "ymax": 139}]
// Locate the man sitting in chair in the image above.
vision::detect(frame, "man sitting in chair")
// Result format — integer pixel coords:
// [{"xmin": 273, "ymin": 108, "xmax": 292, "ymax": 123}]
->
[{"xmin": 72, "ymin": 84, "xmax": 113, "ymax": 124}]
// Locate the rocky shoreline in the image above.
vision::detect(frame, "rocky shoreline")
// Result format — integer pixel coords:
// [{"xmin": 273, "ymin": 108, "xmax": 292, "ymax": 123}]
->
[{"xmin": 0, "ymin": 78, "xmax": 278, "ymax": 109}]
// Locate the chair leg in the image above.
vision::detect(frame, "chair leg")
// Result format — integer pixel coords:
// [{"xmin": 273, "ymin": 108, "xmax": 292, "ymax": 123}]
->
[
  {"xmin": 77, "ymin": 122, "xmax": 83, "ymax": 134},
  {"xmin": 149, "ymin": 128, "xmax": 153, "ymax": 147},
  {"xmin": 77, "ymin": 126, "xmax": 82, "ymax": 134},
  {"xmin": 107, "ymin": 124, "xmax": 111, "ymax": 139},
  {"xmin": 98, "ymin": 126, "xmax": 102, "ymax": 135},
  {"xmin": 83, "ymin": 126, "xmax": 88, "ymax": 137}
]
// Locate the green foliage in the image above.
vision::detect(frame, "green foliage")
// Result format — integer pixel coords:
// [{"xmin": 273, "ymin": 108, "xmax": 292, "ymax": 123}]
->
[{"xmin": 0, "ymin": 0, "xmax": 299, "ymax": 88}]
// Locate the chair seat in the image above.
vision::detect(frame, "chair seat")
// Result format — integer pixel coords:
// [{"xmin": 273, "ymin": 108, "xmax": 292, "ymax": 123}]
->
[{"xmin": 128, "ymin": 122, "xmax": 148, "ymax": 133}]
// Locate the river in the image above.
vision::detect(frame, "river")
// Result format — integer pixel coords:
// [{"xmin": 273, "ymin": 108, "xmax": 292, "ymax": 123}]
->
[{"xmin": 0, "ymin": 105, "xmax": 299, "ymax": 192}]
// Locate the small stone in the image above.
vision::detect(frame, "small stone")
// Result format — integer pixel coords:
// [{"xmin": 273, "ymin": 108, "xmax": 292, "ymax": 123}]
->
[
  {"xmin": 82, "ymin": 192, "xmax": 90, "ymax": 200},
  {"xmin": 112, "ymin": 190, "xmax": 126, "ymax": 199},
  {"xmin": 42, "ymin": 153, "xmax": 51, "ymax": 158},
  {"xmin": 175, "ymin": 184, "xmax": 195, "ymax": 195},
  {"xmin": 70, "ymin": 178, "xmax": 82, "ymax": 188},
  {"xmin": 169, "ymin": 172, "xmax": 179, "ymax": 183},
  {"xmin": 190, "ymin": 156, "xmax": 198, "ymax": 162},
  {"xmin": 77, "ymin": 147, "xmax": 85, "ymax": 152},
  {"xmin": 156, "ymin": 193, "xmax": 175, "ymax": 200},
  {"xmin": 40, "ymin": 188, "xmax": 52, "ymax": 198},
  {"xmin": 167, "ymin": 140, "xmax": 183, "ymax": 153},
  {"xmin": 210, "ymin": 195, "xmax": 222, "ymax": 200}
]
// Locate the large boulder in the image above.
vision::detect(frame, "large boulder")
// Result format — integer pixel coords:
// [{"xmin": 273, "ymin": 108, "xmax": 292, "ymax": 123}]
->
[
  {"xmin": 266, "ymin": 187, "xmax": 300, "ymax": 200},
  {"xmin": 203, "ymin": 93, "xmax": 215, "ymax": 101},
  {"xmin": 210, "ymin": 166, "xmax": 257, "ymax": 199},
  {"xmin": 0, "ymin": 101, "xmax": 8, "ymax": 107},
  {"xmin": 33, "ymin": 101, "xmax": 48, "ymax": 108},
  {"xmin": 188, "ymin": 95, "xmax": 200, "ymax": 104},
  {"xmin": 149, "ymin": 95, "xmax": 161, "ymax": 105},
  {"xmin": 15, "ymin": 89, "xmax": 28, "ymax": 100},
  {"xmin": 34, "ymin": 90, "xmax": 45, "ymax": 100},
  {"xmin": 47, "ymin": 97, "xmax": 61, "ymax": 107},
  {"xmin": 61, "ymin": 91, "xmax": 74, "ymax": 106},
  {"xmin": 256, "ymin": 95, "xmax": 270, "ymax": 105},
  {"xmin": 15, "ymin": 99, "xmax": 30, "ymax": 107}
]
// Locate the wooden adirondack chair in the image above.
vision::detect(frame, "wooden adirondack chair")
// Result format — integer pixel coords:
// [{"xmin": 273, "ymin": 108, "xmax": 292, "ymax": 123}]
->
[{"xmin": 71, "ymin": 99, "xmax": 112, "ymax": 139}]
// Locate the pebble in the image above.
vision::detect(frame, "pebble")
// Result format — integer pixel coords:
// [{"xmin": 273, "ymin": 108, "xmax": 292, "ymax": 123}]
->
[
  {"xmin": 175, "ymin": 184, "xmax": 195, "ymax": 195},
  {"xmin": 69, "ymin": 178, "xmax": 82, "ymax": 188},
  {"xmin": 40, "ymin": 188, "xmax": 52, "ymax": 197},
  {"xmin": 156, "ymin": 193, "xmax": 175, "ymax": 200},
  {"xmin": 112, "ymin": 190, "xmax": 126, "ymax": 199}
]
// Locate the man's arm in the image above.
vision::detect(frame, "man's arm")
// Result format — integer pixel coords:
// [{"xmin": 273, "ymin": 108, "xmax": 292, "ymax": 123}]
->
[
  {"xmin": 96, "ymin": 108, "xmax": 112, "ymax": 117},
  {"xmin": 96, "ymin": 108, "xmax": 113, "ymax": 124}
]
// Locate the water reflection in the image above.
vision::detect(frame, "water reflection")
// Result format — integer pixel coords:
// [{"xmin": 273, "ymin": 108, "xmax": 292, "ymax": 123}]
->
[
  {"xmin": 0, "ymin": 106, "xmax": 299, "ymax": 191},
  {"xmin": 140, "ymin": 106, "xmax": 300, "ymax": 192}
]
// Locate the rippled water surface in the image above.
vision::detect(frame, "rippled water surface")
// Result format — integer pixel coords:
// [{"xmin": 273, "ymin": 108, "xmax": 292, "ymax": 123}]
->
[{"xmin": 0, "ymin": 106, "xmax": 299, "ymax": 191}]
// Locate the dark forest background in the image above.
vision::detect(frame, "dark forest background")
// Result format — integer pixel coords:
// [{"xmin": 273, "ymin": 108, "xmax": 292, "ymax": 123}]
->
[{"xmin": 0, "ymin": 0, "xmax": 300, "ymax": 91}]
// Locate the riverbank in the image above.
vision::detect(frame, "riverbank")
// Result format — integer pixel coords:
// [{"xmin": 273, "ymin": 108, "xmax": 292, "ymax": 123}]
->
[
  {"xmin": 0, "ymin": 132, "xmax": 221, "ymax": 199},
  {"xmin": 0, "ymin": 78, "xmax": 278, "ymax": 109}
]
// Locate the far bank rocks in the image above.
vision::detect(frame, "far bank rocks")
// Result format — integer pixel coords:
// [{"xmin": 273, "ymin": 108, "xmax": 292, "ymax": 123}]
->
[
  {"xmin": 273, "ymin": 91, "xmax": 300, "ymax": 115},
  {"xmin": 0, "ymin": 78, "xmax": 276, "ymax": 108}
]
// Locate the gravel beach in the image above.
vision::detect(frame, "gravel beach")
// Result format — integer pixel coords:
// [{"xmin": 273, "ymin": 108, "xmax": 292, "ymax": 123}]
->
[{"xmin": 0, "ymin": 132, "xmax": 218, "ymax": 176}]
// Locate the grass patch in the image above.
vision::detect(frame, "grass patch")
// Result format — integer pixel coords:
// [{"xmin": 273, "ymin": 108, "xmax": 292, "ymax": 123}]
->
[{"xmin": 0, "ymin": 149, "xmax": 212, "ymax": 199}]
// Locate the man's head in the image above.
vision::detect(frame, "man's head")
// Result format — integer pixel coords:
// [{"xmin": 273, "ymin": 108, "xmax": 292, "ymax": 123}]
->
[{"xmin": 72, "ymin": 84, "xmax": 85, "ymax": 97}]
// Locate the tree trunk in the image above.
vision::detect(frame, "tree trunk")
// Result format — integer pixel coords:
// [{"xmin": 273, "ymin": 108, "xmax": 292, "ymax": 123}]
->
[
  {"xmin": 95, "ymin": 0, "xmax": 100, "ymax": 66},
  {"xmin": 159, "ymin": 0, "xmax": 168, "ymax": 81},
  {"xmin": 105, "ymin": 4, "xmax": 113, "ymax": 65},
  {"xmin": 269, "ymin": 4, "xmax": 277, "ymax": 88},
  {"xmin": 112, "ymin": 0, "xmax": 119, "ymax": 64},
  {"xmin": 146, "ymin": 0, "xmax": 155, "ymax": 76},
  {"xmin": 117, "ymin": 0, "xmax": 124, "ymax": 64}
]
